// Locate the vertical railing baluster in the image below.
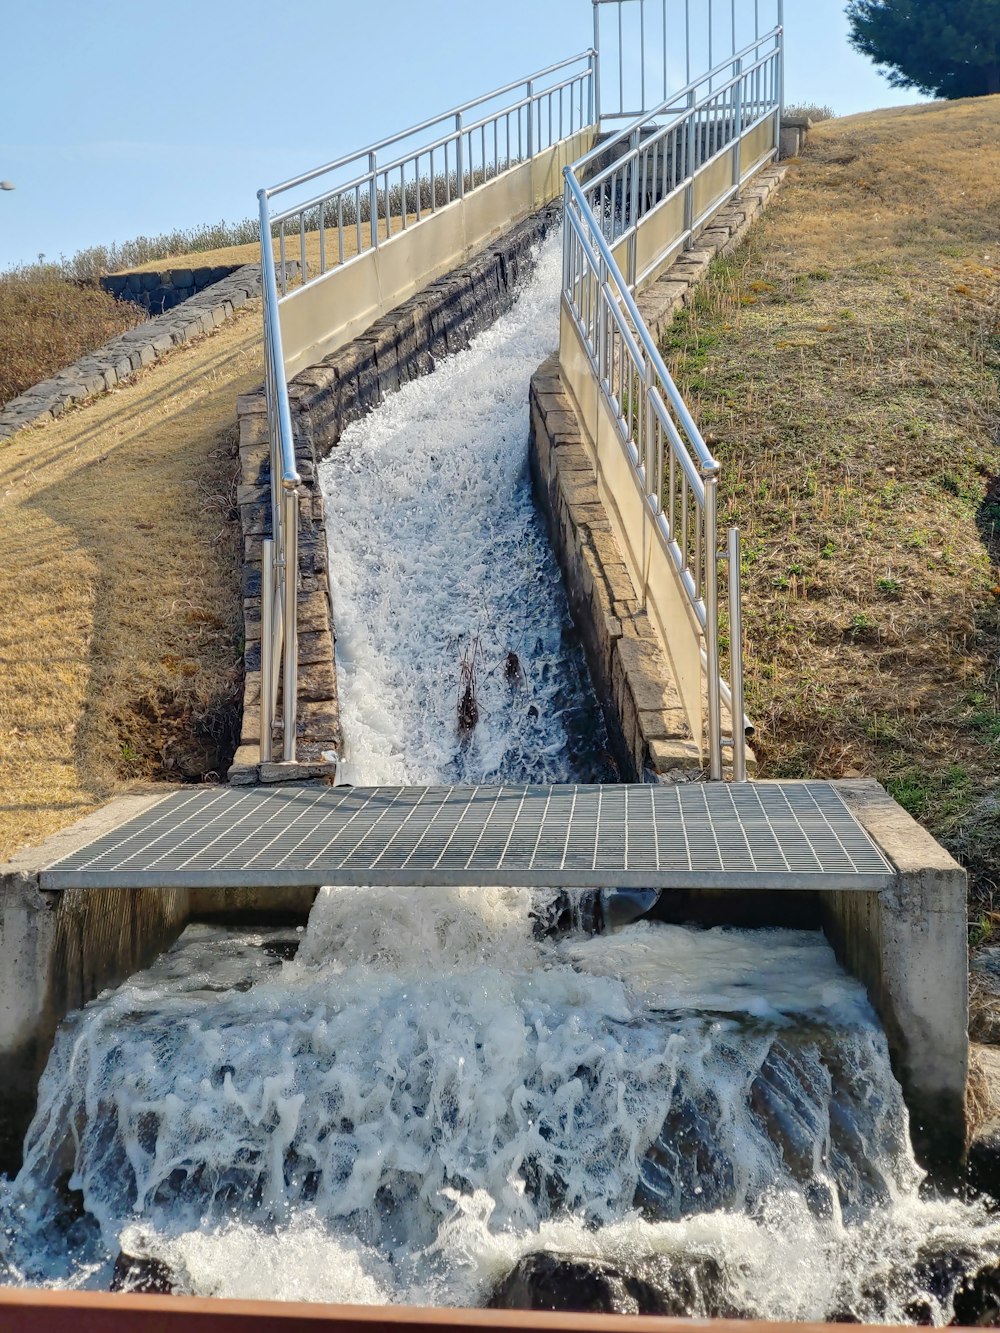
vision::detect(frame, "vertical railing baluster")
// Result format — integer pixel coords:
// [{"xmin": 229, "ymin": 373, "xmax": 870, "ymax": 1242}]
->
[
  {"xmin": 704, "ymin": 474, "xmax": 723, "ymax": 779},
  {"xmin": 369, "ymin": 151, "xmax": 379, "ymax": 249}
]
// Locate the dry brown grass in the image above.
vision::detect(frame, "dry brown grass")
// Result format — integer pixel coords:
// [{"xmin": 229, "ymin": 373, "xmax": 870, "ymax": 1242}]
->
[
  {"xmin": 0, "ymin": 272, "xmax": 147, "ymax": 408},
  {"xmin": 663, "ymin": 95, "xmax": 1000, "ymax": 909},
  {"xmin": 0, "ymin": 306, "xmax": 264, "ymax": 861},
  {"xmin": 119, "ymin": 212, "xmax": 424, "ymax": 274}
]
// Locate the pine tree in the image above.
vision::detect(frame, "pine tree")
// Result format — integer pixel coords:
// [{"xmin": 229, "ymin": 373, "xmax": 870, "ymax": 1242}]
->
[{"xmin": 845, "ymin": 0, "xmax": 1000, "ymax": 99}]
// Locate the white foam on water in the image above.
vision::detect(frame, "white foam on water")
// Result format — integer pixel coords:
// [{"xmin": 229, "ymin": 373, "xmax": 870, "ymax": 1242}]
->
[
  {"xmin": 5, "ymin": 912, "xmax": 999, "ymax": 1319},
  {"xmin": 318, "ymin": 229, "xmax": 605, "ymax": 788}
]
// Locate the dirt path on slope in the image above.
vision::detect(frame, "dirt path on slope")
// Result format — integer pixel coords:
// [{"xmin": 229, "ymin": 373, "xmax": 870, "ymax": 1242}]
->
[{"xmin": 0, "ymin": 303, "xmax": 263, "ymax": 860}]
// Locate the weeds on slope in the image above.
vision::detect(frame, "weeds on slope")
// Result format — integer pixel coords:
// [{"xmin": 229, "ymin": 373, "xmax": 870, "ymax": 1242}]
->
[
  {"xmin": 0, "ymin": 267, "xmax": 147, "ymax": 408},
  {"xmin": 661, "ymin": 95, "xmax": 1000, "ymax": 911}
]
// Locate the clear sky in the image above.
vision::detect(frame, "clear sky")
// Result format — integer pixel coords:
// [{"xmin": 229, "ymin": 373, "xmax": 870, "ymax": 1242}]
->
[{"xmin": 0, "ymin": 0, "xmax": 923, "ymax": 271}]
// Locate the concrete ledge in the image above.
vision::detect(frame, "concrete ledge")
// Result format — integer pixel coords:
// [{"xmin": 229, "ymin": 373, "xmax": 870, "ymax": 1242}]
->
[
  {"xmin": 229, "ymin": 204, "xmax": 563, "ymax": 785},
  {"xmin": 779, "ymin": 113, "xmax": 814, "ymax": 161}
]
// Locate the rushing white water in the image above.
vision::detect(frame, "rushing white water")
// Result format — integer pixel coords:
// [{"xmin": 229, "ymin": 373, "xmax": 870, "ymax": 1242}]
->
[
  {"xmin": 2, "ymin": 231, "xmax": 999, "ymax": 1321},
  {"xmin": 318, "ymin": 230, "xmax": 609, "ymax": 787}
]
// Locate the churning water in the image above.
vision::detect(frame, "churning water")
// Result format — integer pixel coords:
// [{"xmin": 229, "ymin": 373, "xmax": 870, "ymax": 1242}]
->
[{"xmin": 2, "ymin": 233, "xmax": 999, "ymax": 1319}]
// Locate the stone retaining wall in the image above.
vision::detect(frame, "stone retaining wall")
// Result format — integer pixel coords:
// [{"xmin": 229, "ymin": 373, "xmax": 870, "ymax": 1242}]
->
[
  {"xmin": 531, "ymin": 166, "xmax": 787, "ymax": 779},
  {"xmin": 0, "ymin": 262, "xmax": 299, "ymax": 443},
  {"xmin": 101, "ymin": 263, "xmax": 242, "ymax": 314},
  {"xmin": 530, "ymin": 356, "xmax": 699, "ymax": 782},
  {"xmin": 229, "ymin": 203, "xmax": 563, "ymax": 784}
]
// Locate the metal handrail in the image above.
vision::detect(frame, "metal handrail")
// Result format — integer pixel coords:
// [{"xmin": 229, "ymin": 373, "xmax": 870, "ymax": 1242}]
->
[
  {"xmin": 263, "ymin": 51, "xmax": 597, "ymax": 202},
  {"xmin": 563, "ymin": 11, "xmax": 781, "ymax": 779},
  {"xmin": 262, "ymin": 53, "xmax": 596, "ymax": 300},
  {"xmin": 575, "ymin": 26, "xmax": 781, "ymax": 180},
  {"xmin": 255, "ymin": 48, "xmax": 600, "ymax": 766}
]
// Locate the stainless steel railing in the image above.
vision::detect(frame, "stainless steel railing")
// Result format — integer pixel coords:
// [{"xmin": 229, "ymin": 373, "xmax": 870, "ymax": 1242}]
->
[
  {"xmin": 255, "ymin": 53, "xmax": 597, "ymax": 765},
  {"xmin": 563, "ymin": 22, "xmax": 781, "ymax": 779},
  {"xmin": 256, "ymin": 193, "xmax": 300, "ymax": 765},
  {"xmin": 592, "ymin": 0, "xmax": 782, "ymax": 121},
  {"xmin": 264, "ymin": 53, "xmax": 596, "ymax": 301},
  {"xmin": 576, "ymin": 30, "xmax": 782, "ymax": 284}
]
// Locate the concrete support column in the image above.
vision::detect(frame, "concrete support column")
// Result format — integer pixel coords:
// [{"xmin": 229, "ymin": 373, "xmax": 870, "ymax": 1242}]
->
[{"xmin": 822, "ymin": 780, "xmax": 969, "ymax": 1176}]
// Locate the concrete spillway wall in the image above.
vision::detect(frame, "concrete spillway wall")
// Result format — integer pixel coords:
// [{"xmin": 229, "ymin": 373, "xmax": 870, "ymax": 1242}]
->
[{"xmin": 0, "ymin": 793, "xmax": 318, "ymax": 1174}]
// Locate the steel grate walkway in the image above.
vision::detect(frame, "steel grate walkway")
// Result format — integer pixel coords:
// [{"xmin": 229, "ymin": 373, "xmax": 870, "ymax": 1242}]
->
[{"xmin": 40, "ymin": 782, "xmax": 894, "ymax": 892}]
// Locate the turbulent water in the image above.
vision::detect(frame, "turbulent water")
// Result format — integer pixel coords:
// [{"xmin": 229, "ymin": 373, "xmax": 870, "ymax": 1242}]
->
[
  {"xmin": 318, "ymin": 231, "xmax": 609, "ymax": 787},
  {"xmin": 3, "ymin": 232, "xmax": 1000, "ymax": 1320}
]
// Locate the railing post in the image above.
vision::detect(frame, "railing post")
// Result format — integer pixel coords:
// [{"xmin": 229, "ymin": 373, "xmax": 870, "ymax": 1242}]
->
[
  {"xmin": 369, "ymin": 150, "xmax": 379, "ymax": 250},
  {"xmin": 281, "ymin": 486, "xmax": 299, "ymax": 764},
  {"xmin": 684, "ymin": 88, "xmax": 696, "ymax": 250},
  {"xmin": 628, "ymin": 126, "xmax": 640, "ymax": 287},
  {"xmin": 704, "ymin": 473, "xmax": 723, "ymax": 780},
  {"xmin": 775, "ymin": 0, "xmax": 785, "ymax": 155},
  {"xmin": 456, "ymin": 112, "xmax": 465, "ymax": 196},
  {"xmin": 597, "ymin": 253, "xmax": 608, "ymax": 382},
  {"xmin": 592, "ymin": 3, "xmax": 602, "ymax": 124},
  {"xmin": 527, "ymin": 80, "xmax": 535, "ymax": 158},
  {"xmin": 732, "ymin": 57, "xmax": 743, "ymax": 196},
  {"xmin": 260, "ymin": 538, "xmax": 275, "ymax": 763},
  {"xmin": 728, "ymin": 527, "xmax": 748, "ymax": 782}
]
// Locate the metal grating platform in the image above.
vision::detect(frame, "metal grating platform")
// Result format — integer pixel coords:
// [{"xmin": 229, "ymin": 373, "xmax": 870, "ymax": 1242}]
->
[{"xmin": 40, "ymin": 782, "xmax": 895, "ymax": 892}]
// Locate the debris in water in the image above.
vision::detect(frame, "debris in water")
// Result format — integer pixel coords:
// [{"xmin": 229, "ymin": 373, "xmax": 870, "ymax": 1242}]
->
[{"xmin": 458, "ymin": 637, "xmax": 482, "ymax": 736}]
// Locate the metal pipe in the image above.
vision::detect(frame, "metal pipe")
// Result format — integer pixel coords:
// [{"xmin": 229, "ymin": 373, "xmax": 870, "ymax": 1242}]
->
[
  {"xmin": 728, "ymin": 527, "xmax": 748, "ymax": 782},
  {"xmin": 281, "ymin": 488, "xmax": 299, "ymax": 764},
  {"xmin": 662, "ymin": 0, "xmax": 668, "ymax": 102},
  {"xmin": 732, "ymin": 56, "xmax": 743, "ymax": 192},
  {"xmin": 256, "ymin": 192, "xmax": 301, "ymax": 491},
  {"xmin": 618, "ymin": 2, "xmax": 624, "ymax": 115},
  {"xmin": 640, "ymin": 0, "xmax": 646, "ymax": 112},
  {"xmin": 777, "ymin": 0, "xmax": 785, "ymax": 120},
  {"xmin": 260, "ymin": 538, "xmax": 275, "ymax": 763},
  {"xmin": 704, "ymin": 477, "xmax": 723, "ymax": 779}
]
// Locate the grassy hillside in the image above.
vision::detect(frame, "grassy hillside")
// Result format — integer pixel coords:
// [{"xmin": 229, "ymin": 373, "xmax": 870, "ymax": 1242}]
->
[
  {"xmin": 663, "ymin": 95, "xmax": 1000, "ymax": 919},
  {"xmin": 0, "ymin": 268, "xmax": 146, "ymax": 408}
]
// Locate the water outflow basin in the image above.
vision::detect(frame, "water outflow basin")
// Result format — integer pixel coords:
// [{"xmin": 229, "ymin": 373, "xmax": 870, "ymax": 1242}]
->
[
  {"xmin": 2, "ymin": 911, "xmax": 999, "ymax": 1319},
  {"xmin": 2, "ymin": 232, "xmax": 999, "ymax": 1320}
]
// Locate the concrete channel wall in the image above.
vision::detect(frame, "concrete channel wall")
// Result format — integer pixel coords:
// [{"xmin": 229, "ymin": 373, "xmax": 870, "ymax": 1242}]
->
[{"xmin": 0, "ymin": 792, "xmax": 317, "ymax": 1175}]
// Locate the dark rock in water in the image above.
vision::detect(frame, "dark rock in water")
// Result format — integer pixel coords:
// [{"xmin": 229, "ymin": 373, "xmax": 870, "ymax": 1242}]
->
[
  {"xmin": 534, "ymin": 888, "xmax": 660, "ymax": 939},
  {"xmin": 111, "ymin": 1251, "xmax": 175, "ymax": 1295},
  {"xmin": 487, "ymin": 1250, "xmax": 741, "ymax": 1317},
  {"xmin": 488, "ymin": 1252, "xmax": 635, "ymax": 1313},
  {"xmin": 953, "ymin": 1261, "xmax": 1000, "ymax": 1326}
]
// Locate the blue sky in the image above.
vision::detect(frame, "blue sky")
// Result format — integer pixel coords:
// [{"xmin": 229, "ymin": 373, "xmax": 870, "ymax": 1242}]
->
[{"xmin": 0, "ymin": 0, "xmax": 922, "ymax": 271}]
